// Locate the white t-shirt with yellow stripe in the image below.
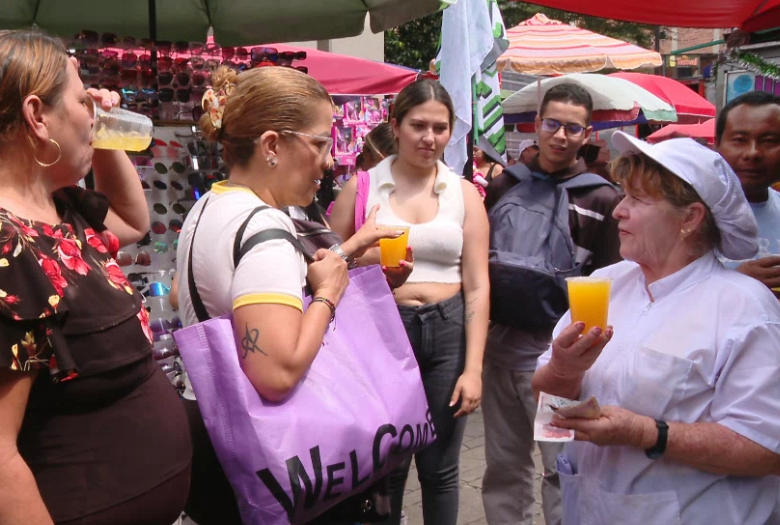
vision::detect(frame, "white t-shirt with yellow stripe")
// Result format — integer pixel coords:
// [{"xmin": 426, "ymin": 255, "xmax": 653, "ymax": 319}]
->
[{"xmin": 176, "ymin": 181, "xmax": 307, "ymax": 329}]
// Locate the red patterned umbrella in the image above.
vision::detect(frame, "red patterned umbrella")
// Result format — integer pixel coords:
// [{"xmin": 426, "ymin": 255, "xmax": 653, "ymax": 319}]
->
[{"xmin": 497, "ymin": 14, "xmax": 662, "ymax": 76}]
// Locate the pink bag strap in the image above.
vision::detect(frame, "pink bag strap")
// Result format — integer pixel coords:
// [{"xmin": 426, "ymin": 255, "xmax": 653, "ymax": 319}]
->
[{"xmin": 354, "ymin": 170, "xmax": 370, "ymax": 232}]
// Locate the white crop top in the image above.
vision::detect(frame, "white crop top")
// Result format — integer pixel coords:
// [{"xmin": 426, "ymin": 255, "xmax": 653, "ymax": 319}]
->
[{"xmin": 365, "ymin": 156, "xmax": 465, "ymax": 284}]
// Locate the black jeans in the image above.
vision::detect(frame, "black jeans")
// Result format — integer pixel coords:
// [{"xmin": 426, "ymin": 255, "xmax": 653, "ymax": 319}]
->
[{"xmin": 382, "ymin": 293, "xmax": 469, "ymax": 525}]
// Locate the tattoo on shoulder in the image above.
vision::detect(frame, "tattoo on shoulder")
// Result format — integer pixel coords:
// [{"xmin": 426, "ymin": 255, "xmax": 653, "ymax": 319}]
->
[{"xmin": 241, "ymin": 324, "xmax": 267, "ymax": 359}]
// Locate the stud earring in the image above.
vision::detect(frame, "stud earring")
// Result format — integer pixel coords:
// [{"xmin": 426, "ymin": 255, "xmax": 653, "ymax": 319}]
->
[{"xmin": 267, "ymin": 156, "xmax": 277, "ymax": 167}]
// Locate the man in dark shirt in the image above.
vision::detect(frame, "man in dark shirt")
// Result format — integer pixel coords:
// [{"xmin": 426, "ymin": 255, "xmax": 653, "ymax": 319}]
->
[{"xmin": 481, "ymin": 84, "xmax": 622, "ymax": 525}]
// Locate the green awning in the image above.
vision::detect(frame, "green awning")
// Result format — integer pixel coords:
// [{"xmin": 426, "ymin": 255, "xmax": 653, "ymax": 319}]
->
[{"xmin": 0, "ymin": 0, "xmax": 445, "ymax": 46}]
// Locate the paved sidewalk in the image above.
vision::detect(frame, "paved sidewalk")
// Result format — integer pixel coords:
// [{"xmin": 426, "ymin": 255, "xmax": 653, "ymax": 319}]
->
[{"xmin": 402, "ymin": 407, "xmax": 546, "ymax": 525}]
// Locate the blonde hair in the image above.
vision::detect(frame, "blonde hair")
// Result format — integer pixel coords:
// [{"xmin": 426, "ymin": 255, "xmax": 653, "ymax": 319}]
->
[
  {"xmin": 200, "ymin": 66, "xmax": 332, "ymax": 168},
  {"xmin": 0, "ymin": 30, "xmax": 70, "ymax": 153}
]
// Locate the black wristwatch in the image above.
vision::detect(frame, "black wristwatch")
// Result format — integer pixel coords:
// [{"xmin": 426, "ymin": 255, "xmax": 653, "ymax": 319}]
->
[{"xmin": 645, "ymin": 419, "xmax": 669, "ymax": 459}]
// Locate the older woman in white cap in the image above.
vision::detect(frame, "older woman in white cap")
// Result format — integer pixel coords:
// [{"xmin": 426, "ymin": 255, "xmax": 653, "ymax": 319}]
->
[{"xmin": 532, "ymin": 132, "xmax": 780, "ymax": 525}]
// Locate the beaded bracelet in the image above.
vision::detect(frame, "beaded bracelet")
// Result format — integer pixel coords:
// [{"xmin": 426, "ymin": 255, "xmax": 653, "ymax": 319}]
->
[{"xmin": 311, "ymin": 296, "xmax": 336, "ymax": 323}]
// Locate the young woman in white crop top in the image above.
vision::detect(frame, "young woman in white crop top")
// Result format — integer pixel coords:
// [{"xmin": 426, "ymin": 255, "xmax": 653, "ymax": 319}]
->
[{"xmin": 330, "ymin": 80, "xmax": 490, "ymax": 525}]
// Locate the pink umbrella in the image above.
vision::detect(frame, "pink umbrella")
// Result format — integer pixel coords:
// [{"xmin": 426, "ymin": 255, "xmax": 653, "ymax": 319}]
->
[
  {"xmin": 647, "ymin": 119, "xmax": 716, "ymax": 145},
  {"xmin": 274, "ymin": 43, "xmax": 419, "ymax": 96},
  {"xmin": 609, "ymin": 73, "xmax": 715, "ymax": 124}
]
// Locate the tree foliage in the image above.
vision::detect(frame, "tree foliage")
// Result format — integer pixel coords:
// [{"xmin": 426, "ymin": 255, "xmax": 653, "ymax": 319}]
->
[{"xmin": 384, "ymin": 1, "xmax": 655, "ymax": 70}]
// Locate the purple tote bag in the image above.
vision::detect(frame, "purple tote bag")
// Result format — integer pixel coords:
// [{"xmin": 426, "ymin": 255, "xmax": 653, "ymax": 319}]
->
[{"xmin": 175, "ymin": 265, "xmax": 433, "ymax": 525}]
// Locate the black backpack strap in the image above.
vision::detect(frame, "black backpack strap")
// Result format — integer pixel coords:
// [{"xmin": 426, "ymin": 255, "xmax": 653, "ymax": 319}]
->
[
  {"xmin": 187, "ymin": 197, "xmax": 213, "ymax": 323},
  {"xmin": 559, "ymin": 172, "xmax": 613, "ymax": 190},
  {"xmin": 231, "ymin": 206, "xmax": 315, "ymax": 267},
  {"xmin": 232, "ymin": 205, "xmax": 273, "ymax": 266},
  {"xmin": 238, "ymin": 229, "xmax": 314, "ymax": 265},
  {"xmin": 503, "ymin": 162, "xmax": 533, "ymax": 183}
]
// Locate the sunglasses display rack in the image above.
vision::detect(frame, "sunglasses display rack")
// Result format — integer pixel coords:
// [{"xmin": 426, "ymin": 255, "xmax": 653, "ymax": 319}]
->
[
  {"xmin": 116, "ymin": 126, "xmax": 226, "ymax": 394},
  {"xmin": 331, "ymin": 96, "xmax": 390, "ymax": 182},
  {"xmin": 70, "ymin": 30, "xmax": 309, "ymax": 124}
]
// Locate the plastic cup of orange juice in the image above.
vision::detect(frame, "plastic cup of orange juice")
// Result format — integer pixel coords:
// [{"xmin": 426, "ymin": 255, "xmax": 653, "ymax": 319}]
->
[
  {"xmin": 378, "ymin": 226, "xmax": 410, "ymax": 268},
  {"xmin": 566, "ymin": 277, "xmax": 611, "ymax": 334},
  {"xmin": 90, "ymin": 96, "xmax": 154, "ymax": 152}
]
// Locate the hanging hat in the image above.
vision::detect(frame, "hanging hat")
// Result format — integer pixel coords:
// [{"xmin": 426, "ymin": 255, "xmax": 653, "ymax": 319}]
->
[
  {"xmin": 612, "ymin": 131, "xmax": 758, "ymax": 261},
  {"xmin": 516, "ymin": 139, "xmax": 537, "ymax": 159}
]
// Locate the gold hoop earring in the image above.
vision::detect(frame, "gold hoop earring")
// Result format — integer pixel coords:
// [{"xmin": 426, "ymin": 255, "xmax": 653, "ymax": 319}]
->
[{"xmin": 34, "ymin": 139, "xmax": 62, "ymax": 168}]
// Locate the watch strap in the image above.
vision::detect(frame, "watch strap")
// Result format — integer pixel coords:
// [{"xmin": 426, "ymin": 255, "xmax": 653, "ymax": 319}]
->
[
  {"xmin": 645, "ymin": 419, "xmax": 669, "ymax": 459},
  {"xmin": 329, "ymin": 244, "xmax": 356, "ymax": 269}
]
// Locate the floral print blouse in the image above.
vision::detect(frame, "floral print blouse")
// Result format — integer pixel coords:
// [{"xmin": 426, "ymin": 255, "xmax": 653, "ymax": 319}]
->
[{"xmin": 0, "ymin": 186, "xmax": 153, "ymax": 382}]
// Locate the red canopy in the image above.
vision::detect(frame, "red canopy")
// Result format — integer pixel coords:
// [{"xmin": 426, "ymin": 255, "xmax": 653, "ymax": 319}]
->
[
  {"xmin": 508, "ymin": 0, "xmax": 780, "ymax": 32},
  {"xmin": 273, "ymin": 43, "xmax": 419, "ymax": 96},
  {"xmin": 608, "ymin": 73, "xmax": 715, "ymax": 124},
  {"xmin": 647, "ymin": 119, "xmax": 716, "ymax": 144}
]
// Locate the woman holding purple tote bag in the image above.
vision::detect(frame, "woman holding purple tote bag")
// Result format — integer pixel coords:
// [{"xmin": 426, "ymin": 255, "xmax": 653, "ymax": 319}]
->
[{"xmin": 174, "ymin": 66, "xmax": 431, "ymax": 525}]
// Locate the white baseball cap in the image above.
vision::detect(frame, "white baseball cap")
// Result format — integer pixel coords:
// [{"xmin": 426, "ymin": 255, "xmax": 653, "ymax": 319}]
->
[
  {"xmin": 611, "ymin": 131, "xmax": 758, "ymax": 261},
  {"xmin": 516, "ymin": 139, "xmax": 537, "ymax": 158}
]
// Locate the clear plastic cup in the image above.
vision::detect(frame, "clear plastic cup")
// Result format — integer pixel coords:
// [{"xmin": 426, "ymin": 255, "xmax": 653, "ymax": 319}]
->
[
  {"xmin": 566, "ymin": 277, "xmax": 611, "ymax": 334},
  {"xmin": 90, "ymin": 96, "xmax": 154, "ymax": 151},
  {"xmin": 378, "ymin": 226, "xmax": 410, "ymax": 268}
]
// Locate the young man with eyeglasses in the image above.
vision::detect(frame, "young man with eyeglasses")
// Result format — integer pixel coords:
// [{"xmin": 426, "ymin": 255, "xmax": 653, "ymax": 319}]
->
[{"xmin": 482, "ymin": 83, "xmax": 622, "ymax": 525}]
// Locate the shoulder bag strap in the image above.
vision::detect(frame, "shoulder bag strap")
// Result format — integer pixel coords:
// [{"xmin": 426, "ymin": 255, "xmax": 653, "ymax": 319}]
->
[
  {"xmin": 232, "ymin": 205, "xmax": 272, "ymax": 266},
  {"xmin": 354, "ymin": 171, "xmax": 370, "ymax": 232},
  {"xmin": 238, "ymin": 229, "xmax": 314, "ymax": 265},
  {"xmin": 187, "ymin": 197, "xmax": 213, "ymax": 323}
]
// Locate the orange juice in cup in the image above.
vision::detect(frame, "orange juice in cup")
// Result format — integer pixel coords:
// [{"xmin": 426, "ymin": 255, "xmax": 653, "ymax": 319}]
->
[
  {"xmin": 378, "ymin": 226, "xmax": 410, "ymax": 268},
  {"xmin": 566, "ymin": 277, "xmax": 611, "ymax": 334}
]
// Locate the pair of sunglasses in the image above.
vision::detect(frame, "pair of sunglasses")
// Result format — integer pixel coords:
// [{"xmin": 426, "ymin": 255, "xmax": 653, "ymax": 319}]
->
[
  {"xmin": 251, "ymin": 46, "xmax": 278, "ymax": 63},
  {"xmin": 277, "ymin": 51, "xmax": 307, "ymax": 66},
  {"xmin": 148, "ymin": 179, "xmax": 185, "ymax": 191},
  {"xmin": 153, "ymin": 162, "xmax": 186, "ymax": 175},
  {"xmin": 187, "ymin": 140, "xmax": 221, "ymax": 157},
  {"xmin": 127, "ymin": 271, "xmax": 149, "ymax": 289},
  {"xmin": 159, "ymin": 88, "xmax": 191, "ymax": 103},
  {"xmin": 116, "ymin": 251, "xmax": 152, "ymax": 267},
  {"xmin": 151, "ymin": 219, "xmax": 183, "ymax": 235},
  {"xmin": 188, "ymin": 171, "xmax": 226, "ymax": 190},
  {"xmin": 144, "ymin": 281, "xmax": 172, "ymax": 297}
]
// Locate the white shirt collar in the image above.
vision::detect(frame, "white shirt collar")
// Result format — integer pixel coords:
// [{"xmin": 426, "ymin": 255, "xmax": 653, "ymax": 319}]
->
[
  {"xmin": 644, "ymin": 251, "xmax": 718, "ymax": 302},
  {"xmin": 373, "ymin": 155, "xmax": 451, "ymax": 195}
]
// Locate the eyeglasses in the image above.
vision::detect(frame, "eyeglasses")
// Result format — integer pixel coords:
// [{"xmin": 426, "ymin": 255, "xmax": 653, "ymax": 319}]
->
[
  {"xmin": 279, "ymin": 130, "xmax": 333, "ymax": 159},
  {"xmin": 540, "ymin": 118, "xmax": 587, "ymax": 137}
]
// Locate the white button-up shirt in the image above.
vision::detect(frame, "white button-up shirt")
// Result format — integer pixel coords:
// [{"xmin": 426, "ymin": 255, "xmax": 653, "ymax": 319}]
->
[{"xmin": 538, "ymin": 252, "xmax": 780, "ymax": 525}]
